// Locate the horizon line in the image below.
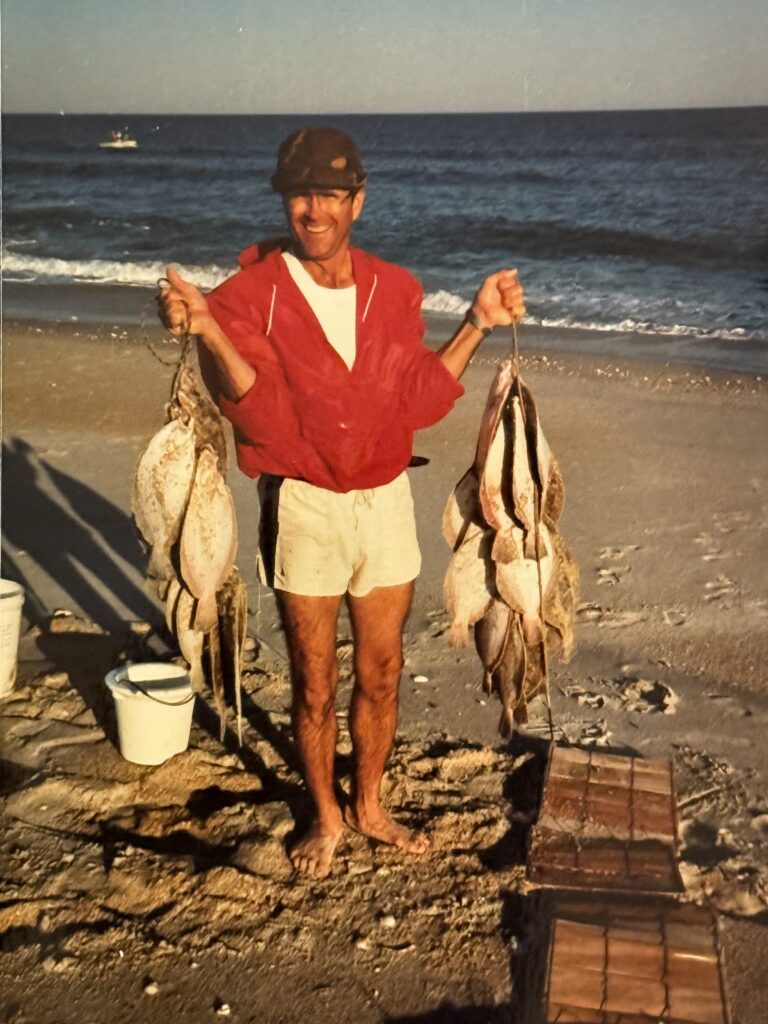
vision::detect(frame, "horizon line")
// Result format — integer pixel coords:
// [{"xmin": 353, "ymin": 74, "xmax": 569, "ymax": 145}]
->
[{"xmin": 4, "ymin": 102, "xmax": 767, "ymax": 117}]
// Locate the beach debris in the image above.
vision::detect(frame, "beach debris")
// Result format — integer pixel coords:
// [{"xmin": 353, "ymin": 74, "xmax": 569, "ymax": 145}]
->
[
  {"xmin": 143, "ymin": 979, "xmax": 160, "ymax": 996},
  {"xmin": 524, "ymin": 898, "xmax": 731, "ymax": 1024},
  {"xmin": 528, "ymin": 747, "xmax": 682, "ymax": 894},
  {"xmin": 622, "ymin": 677, "xmax": 679, "ymax": 715},
  {"xmin": 443, "ymin": 352, "xmax": 579, "ymax": 734},
  {"xmin": 131, "ymin": 344, "xmax": 248, "ymax": 741}
]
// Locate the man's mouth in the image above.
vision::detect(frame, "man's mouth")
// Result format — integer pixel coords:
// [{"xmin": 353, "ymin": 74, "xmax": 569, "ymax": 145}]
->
[{"xmin": 303, "ymin": 224, "xmax": 331, "ymax": 235}]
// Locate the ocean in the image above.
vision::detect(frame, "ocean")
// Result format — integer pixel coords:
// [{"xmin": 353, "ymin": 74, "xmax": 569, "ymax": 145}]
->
[{"xmin": 3, "ymin": 109, "xmax": 767, "ymax": 371}]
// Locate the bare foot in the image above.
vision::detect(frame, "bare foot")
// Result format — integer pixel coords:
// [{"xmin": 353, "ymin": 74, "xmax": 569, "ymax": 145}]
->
[
  {"xmin": 289, "ymin": 820, "xmax": 344, "ymax": 878},
  {"xmin": 345, "ymin": 804, "xmax": 429, "ymax": 855}
]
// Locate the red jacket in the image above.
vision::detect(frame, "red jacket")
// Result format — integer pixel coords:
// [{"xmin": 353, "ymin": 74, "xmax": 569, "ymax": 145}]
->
[{"xmin": 203, "ymin": 240, "xmax": 464, "ymax": 493}]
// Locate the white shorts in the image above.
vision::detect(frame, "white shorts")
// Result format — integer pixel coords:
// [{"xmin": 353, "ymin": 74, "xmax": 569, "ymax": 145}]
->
[{"xmin": 257, "ymin": 472, "xmax": 422, "ymax": 598}]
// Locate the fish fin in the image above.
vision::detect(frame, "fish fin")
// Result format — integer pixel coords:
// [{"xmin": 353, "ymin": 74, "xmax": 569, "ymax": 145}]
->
[
  {"xmin": 513, "ymin": 702, "xmax": 529, "ymax": 725},
  {"xmin": 491, "ymin": 531, "xmax": 520, "ymax": 564},
  {"xmin": 498, "ymin": 705, "xmax": 514, "ymax": 739},
  {"xmin": 190, "ymin": 655, "xmax": 205, "ymax": 694},
  {"xmin": 148, "ymin": 546, "xmax": 173, "ymax": 585},
  {"xmin": 194, "ymin": 592, "xmax": 218, "ymax": 633},
  {"xmin": 449, "ymin": 620, "xmax": 470, "ymax": 647},
  {"xmin": 522, "ymin": 531, "xmax": 538, "ymax": 559},
  {"xmin": 521, "ymin": 613, "xmax": 544, "ymax": 646},
  {"xmin": 207, "ymin": 622, "xmax": 226, "ymax": 742}
]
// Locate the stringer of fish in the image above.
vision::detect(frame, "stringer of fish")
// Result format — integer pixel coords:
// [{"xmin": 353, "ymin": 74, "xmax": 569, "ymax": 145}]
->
[
  {"xmin": 131, "ymin": 330, "xmax": 250, "ymax": 743},
  {"xmin": 442, "ymin": 329, "xmax": 579, "ymax": 735}
]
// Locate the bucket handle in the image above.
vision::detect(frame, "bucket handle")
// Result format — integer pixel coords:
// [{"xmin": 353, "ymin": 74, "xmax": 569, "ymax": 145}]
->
[{"xmin": 127, "ymin": 680, "xmax": 195, "ymax": 707}]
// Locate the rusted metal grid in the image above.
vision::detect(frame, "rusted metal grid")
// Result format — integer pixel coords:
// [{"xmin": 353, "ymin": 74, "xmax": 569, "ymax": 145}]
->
[
  {"xmin": 525, "ymin": 897, "xmax": 732, "ymax": 1024},
  {"xmin": 528, "ymin": 746, "xmax": 683, "ymax": 894}
]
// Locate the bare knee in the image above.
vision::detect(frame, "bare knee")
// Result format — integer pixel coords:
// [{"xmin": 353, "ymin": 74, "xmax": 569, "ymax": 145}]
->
[{"xmin": 355, "ymin": 649, "xmax": 404, "ymax": 703}]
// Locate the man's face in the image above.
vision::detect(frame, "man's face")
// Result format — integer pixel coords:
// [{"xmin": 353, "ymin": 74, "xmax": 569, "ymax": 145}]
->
[{"xmin": 283, "ymin": 187, "xmax": 365, "ymax": 263}]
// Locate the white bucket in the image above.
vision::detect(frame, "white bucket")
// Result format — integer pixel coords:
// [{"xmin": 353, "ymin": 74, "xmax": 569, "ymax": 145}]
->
[
  {"xmin": 104, "ymin": 662, "xmax": 195, "ymax": 765},
  {"xmin": 0, "ymin": 579, "xmax": 25, "ymax": 698}
]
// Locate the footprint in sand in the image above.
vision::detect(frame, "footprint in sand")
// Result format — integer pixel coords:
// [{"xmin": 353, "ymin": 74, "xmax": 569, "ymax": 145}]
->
[
  {"xmin": 577, "ymin": 604, "xmax": 649, "ymax": 629},
  {"xmin": 703, "ymin": 576, "xmax": 737, "ymax": 602},
  {"xmin": 693, "ymin": 532, "xmax": 731, "ymax": 562},
  {"xmin": 596, "ymin": 566, "xmax": 630, "ymax": 587},
  {"xmin": 662, "ymin": 608, "xmax": 687, "ymax": 627},
  {"xmin": 596, "ymin": 609, "xmax": 649, "ymax": 629},
  {"xmin": 597, "ymin": 544, "xmax": 640, "ymax": 561}
]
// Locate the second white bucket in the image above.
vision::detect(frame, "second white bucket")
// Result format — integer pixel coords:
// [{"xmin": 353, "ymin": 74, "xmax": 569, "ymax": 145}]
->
[
  {"xmin": 104, "ymin": 662, "xmax": 195, "ymax": 765},
  {"xmin": 0, "ymin": 579, "xmax": 25, "ymax": 699}
]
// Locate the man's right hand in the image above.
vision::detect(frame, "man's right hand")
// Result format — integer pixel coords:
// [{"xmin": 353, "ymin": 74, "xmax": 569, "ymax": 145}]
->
[{"xmin": 157, "ymin": 265, "xmax": 214, "ymax": 337}]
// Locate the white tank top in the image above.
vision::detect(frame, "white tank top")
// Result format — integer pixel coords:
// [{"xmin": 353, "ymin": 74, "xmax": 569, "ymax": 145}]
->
[{"xmin": 282, "ymin": 251, "xmax": 357, "ymax": 369}]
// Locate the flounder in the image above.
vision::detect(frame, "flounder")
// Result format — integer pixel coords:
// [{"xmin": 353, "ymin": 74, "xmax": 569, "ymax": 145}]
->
[
  {"xmin": 180, "ymin": 446, "xmax": 237, "ymax": 633},
  {"xmin": 132, "ymin": 417, "xmax": 197, "ymax": 583}
]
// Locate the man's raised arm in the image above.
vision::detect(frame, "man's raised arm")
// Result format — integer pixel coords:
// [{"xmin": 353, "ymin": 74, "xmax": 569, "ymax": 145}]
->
[{"xmin": 157, "ymin": 265, "xmax": 256, "ymax": 402}]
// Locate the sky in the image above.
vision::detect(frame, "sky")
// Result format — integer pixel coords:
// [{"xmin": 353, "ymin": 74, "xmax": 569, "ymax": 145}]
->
[{"xmin": 3, "ymin": 0, "xmax": 767, "ymax": 114}]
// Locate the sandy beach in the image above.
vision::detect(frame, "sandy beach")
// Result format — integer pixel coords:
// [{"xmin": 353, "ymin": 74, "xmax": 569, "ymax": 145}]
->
[{"xmin": 2, "ymin": 317, "xmax": 768, "ymax": 1022}]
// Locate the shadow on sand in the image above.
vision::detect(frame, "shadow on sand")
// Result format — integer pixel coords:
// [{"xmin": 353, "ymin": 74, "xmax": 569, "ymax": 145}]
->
[{"xmin": 1, "ymin": 436, "xmax": 158, "ymax": 631}]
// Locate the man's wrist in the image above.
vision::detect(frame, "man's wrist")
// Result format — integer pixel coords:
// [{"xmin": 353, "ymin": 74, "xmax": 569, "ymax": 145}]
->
[{"xmin": 464, "ymin": 307, "xmax": 494, "ymax": 337}]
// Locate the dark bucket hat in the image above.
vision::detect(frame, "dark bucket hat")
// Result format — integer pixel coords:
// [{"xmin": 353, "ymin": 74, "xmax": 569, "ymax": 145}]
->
[{"xmin": 271, "ymin": 127, "xmax": 367, "ymax": 193}]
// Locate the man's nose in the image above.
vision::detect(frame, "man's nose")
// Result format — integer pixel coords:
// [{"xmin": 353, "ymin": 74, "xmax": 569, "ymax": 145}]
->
[{"xmin": 306, "ymin": 194, "xmax": 323, "ymax": 218}]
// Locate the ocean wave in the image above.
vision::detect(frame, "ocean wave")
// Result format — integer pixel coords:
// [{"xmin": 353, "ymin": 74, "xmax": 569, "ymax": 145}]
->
[
  {"xmin": 421, "ymin": 290, "xmax": 766, "ymax": 344},
  {"xmin": 1, "ymin": 251, "xmax": 234, "ymax": 291},
  {"xmin": 4, "ymin": 253, "xmax": 765, "ymax": 346}
]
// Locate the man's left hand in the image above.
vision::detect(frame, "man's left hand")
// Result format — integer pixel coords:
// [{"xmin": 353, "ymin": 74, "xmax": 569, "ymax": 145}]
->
[{"xmin": 471, "ymin": 269, "xmax": 526, "ymax": 331}]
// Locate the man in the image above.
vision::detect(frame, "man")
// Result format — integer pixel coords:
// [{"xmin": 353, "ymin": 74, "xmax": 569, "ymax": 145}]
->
[{"xmin": 158, "ymin": 127, "xmax": 525, "ymax": 878}]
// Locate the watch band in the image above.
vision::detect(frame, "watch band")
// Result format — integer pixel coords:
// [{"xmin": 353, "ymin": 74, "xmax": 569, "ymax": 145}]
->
[{"xmin": 465, "ymin": 308, "xmax": 494, "ymax": 337}]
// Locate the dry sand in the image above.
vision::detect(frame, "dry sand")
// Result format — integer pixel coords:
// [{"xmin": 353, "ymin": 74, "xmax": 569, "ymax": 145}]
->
[{"xmin": 2, "ymin": 319, "xmax": 768, "ymax": 1023}]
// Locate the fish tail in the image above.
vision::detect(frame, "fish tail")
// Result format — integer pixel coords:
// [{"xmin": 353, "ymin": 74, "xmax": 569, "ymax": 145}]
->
[
  {"xmin": 189, "ymin": 655, "xmax": 205, "ymax": 694},
  {"xmin": 193, "ymin": 592, "xmax": 218, "ymax": 633},
  {"xmin": 498, "ymin": 705, "xmax": 514, "ymax": 739},
  {"xmin": 148, "ymin": 546, "xmax": 173, "ymax": 584},
  {"xmin": 448, "ymin": 620, "xmax": 470, "ymax": 647},
  {"xmin": 521, "ymin": 613, "xmax": 544, "ymax": 646},
  {"xmin": 482, "ymin": 669, "xmax": 493, "ymax": 695}
]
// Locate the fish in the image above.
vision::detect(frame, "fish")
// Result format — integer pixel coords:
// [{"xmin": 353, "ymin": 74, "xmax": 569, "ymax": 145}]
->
[
  {"xmin": 474, "ymin": 598, "xmax": 512, "ymax": 694},
  {"xmin": 442, "ymin": 469, "xmax": 481, "ymax": 550},
  {"xmin": 443, "ymin": 524, "xmax": 495, "ymax": 647},
  {"xmin": 132, "ymin": 417, "xmax": 197, "ymax": 583},
  {"xmin": 179, "ymin": 445, "xmax": 238, "ymax": 633},
  {"xmin": 495, "ymin": 522, "xmax": 554, "ymax": 645},
  {"xmin": 489, "ymin": 614, "xmax": 527, "ymax": 738}
]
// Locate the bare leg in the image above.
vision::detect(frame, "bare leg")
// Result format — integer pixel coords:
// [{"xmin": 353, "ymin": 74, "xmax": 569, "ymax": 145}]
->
[
  {"xmin": 278, "ymin": 591, "xmax": 344, "ymax": 878},
  {"xmin": 345, "ymin": 581, "xmax": 428, "ymax": 855}
]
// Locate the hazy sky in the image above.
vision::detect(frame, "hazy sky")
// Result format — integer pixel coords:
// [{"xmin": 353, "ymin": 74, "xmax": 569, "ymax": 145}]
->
[{"xmin": 3, "ymin": 0, "xmax": 766, "ymax": 114}]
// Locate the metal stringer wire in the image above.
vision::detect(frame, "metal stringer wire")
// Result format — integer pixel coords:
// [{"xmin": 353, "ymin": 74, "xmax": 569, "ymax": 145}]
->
[{"xmin": 509, "ymin": 320, "xmax": 555, "ymax": 743}]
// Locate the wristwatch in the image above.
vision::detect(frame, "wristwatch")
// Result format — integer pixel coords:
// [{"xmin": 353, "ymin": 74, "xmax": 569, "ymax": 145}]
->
[{"xmin": 464, "ymin": 308, "xmax": 494, "ymax": 337}]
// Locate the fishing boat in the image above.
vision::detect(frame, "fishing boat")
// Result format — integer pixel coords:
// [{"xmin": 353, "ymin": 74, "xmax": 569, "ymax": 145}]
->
[{"xmin": 100, "ymin": 128, "xmax": 138, "ymax": 150}]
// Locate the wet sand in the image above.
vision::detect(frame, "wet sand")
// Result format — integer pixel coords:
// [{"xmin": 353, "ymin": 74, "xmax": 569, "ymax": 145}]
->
[{"xmin": 2, "ymin": 319, "xmax": 767, "ymax": 1022}]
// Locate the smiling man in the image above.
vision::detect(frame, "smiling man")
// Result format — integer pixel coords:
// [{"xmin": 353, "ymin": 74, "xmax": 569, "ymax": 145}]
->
[{"xmin": 158, "ymin": 127, "xmax": 525, "ymax": 878}]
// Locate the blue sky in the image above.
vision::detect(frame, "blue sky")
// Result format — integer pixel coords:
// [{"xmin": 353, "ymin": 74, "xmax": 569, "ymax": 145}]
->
[{"xmin": 3, "ymin": 0, "xmax": 766, "ymax": 113}]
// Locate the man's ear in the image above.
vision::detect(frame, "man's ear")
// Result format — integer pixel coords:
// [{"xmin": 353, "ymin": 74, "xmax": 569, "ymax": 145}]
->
[{"xmin": 351, "ymin": 188, "xmax": 366, "ymax": 222}]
